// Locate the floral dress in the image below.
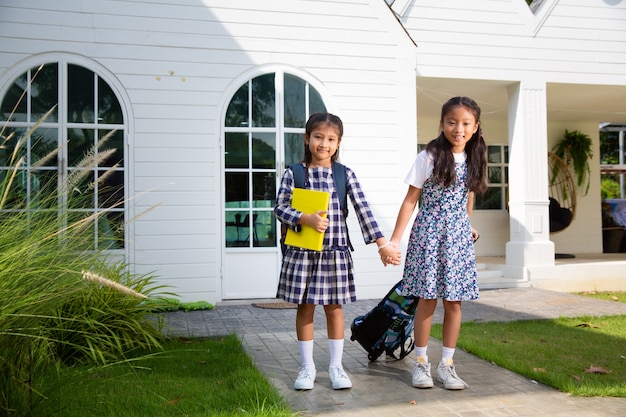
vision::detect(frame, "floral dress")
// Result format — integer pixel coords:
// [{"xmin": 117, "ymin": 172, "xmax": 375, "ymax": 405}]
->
[
  {"xmin": 275, "ymin": 164, "xmax": 383, "ymax": 305},
  {"xmin": 400, "ymin": 155, "xmax": 479, "ymax": 301}
]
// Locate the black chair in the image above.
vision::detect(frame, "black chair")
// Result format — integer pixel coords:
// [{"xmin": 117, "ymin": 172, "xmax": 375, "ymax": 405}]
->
[{"xmin": 234, "ymin": 213, "xmax": 258, "ymax": 245}]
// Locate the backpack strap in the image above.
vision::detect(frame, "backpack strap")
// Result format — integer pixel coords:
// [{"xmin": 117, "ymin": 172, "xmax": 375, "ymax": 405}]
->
[
  {"xmin": 290, "ymin": 163, "xmax": 306, "ymax": 189},
  {"xmin": 331, "ymin": 162, "xmax": 353, "ymax": 251},
  {"xmin": 331, "ymin": 162, "xmax": 348, "ymax": 219}
]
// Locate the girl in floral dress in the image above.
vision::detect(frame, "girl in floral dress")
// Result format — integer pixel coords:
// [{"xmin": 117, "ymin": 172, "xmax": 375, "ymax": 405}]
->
[
  {"xmin": 388, "ymin": 97, "xmax": 487, "ymax": 390},
  {"xmin": 275, "ymin": 112, "xmax": 401, "ymax": 391}
]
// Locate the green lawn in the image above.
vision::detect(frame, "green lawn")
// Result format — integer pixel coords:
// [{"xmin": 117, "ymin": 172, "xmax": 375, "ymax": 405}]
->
[
  {"xmin": 431, "ymin": 291, "xmax": 626, "ymax": 397},
  {"xmin": 38, "ymin": 336, "xmax": 296, "ymax": 417}
]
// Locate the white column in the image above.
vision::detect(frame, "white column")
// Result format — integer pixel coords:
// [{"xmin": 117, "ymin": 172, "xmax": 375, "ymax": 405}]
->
[{"xmin": 505, "ymin": 81, "xmax": 555, "ymax": 271}]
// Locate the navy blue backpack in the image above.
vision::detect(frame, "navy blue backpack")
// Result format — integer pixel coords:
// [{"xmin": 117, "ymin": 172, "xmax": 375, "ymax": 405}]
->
[{"xmin": 350, "ymin": 281, "xmax": 418, "ymax": 361}]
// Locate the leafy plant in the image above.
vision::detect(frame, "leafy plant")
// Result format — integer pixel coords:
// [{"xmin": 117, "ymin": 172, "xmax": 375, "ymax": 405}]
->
[{"xmin": 552, "ymin": 129, "xmax": 593, "ymax": 196}]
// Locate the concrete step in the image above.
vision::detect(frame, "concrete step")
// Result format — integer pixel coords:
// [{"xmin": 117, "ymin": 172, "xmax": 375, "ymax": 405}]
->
[{"xmin": 477, "ymin": 263, "xmax": 531, "ymax": 289}]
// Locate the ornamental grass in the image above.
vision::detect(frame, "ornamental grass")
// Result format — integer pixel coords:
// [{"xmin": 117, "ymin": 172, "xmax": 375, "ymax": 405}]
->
[{"xmin": 0, "ymin": 95, "xmax": 170, "ymax": 415}]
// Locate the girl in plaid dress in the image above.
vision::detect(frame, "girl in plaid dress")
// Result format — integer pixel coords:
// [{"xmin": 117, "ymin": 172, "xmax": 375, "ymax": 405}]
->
[
  {"xmin": 275, "ymin": 112, "xmax": 401, "ymax": 391},
  {"xmin": 388, "ymin": 97, "xmax": 487, "ymax": 390}
]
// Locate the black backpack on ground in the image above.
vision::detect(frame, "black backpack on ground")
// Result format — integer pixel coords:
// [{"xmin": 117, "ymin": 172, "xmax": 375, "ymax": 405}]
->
[
  {"xmin": 280, "ymin": 162, "xmax": 352, "ymax": 254},
  {"xmin": 350, "ymin": 280, "xmax": 418, "ymax": 361}
]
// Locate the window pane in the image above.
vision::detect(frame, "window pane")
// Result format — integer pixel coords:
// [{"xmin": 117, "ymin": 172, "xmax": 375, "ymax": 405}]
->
[
  {"xmin": 488, "ymin": 146, "xmax": 501, "ymax": 163},
  {"xmin": 309, "ymin": 87, "xmax": 326, "ymax": 115},
  {"xmin": 253, "ymin": 211, "xmax": 276, "ymax": 248},
  {"xmin": 67, "ymin": 211, "xmax": 96, "ymax": 250},
  {"xmin": 68, "ymin": 128, "xmax": 95, "ymax": 167},
  {"xmin": 285, "ymin": 133, "xmax": 304, "ymax": 166},
  {"xmin": 31, "ymin": 63, "xmax": 59, "ymax": 122},
  {"xmin": 488, "ymin": 167, "xmax": 502, "ymax": 184},
  {"xmin": 68, "ymin": 64, "xmax": 95, "ymax": 123},
  {"xmin": 225, "ymin": 210, "xmax": 250, "ymax": 247},
  {"xmin": 253, "ymin": 172, "xmax": 275, "ymax": 208},
  {"xmin": 225, "ymin": 83, "xmax": 249, "ymax": 127},
  {"xmin": 1, "ymin": 73, "xmax": 27, "ymax": 122},
  {"xmin": 504, "ymin": 146, "xmax": 509, "ymax": 163},
  {"xmin": 98, "ymin": 211, "xmax": 124, "ymax": 249},
  {"xmin": 225, "ymin": 132, "xmax": 249, "ymax": 168},
  {"xmin": 600, "ymin": 131, "xmax": 619, "ymax": 164},
  {"xmin": 284, "ymin": 74, "xmax": 305, "ymax": 128},
  {"xmin": 98, "ymin": 77, "xmax": 123, "ymax": 124},
  {"xmin": 252, "ymin": 132, "xmax": 275, "ymax": 169},
  {"xmin": 251, "ymin": 74, "xmax": 275, "ymax": 127},
  {"xmin": 31, "ymin": 127, "xmax": 59, "ymax": 167},
  {"xmin": 30, "ymin": 169, "xmax": 58, "ymax": 209},
  {"xmin": 97, "ymin": 169, "xmax": 124, "ymax": 209},
  {"xmin": 0, "ymin": 127, "xmax": 27, "ymax": 166},
  {"xmin": 67, "ymin": 170, "xmax": 95, "ymax": 209},
  {"xmin": 0, "ymin": 167, "xmax": 26, "ymax": 209},
  {"xmin": 474, "ymin": 187, "xmax": 502, "ymax": 210},
  {"xmin": 99, "ymin": 130, "xmax": 124, "ymax": 167},
  {"xmin": 225, "ymin": 172, "xmax": 249, "ymax": 207}
]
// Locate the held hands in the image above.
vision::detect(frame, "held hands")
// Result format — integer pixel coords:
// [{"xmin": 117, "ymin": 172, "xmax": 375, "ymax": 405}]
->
[
  {"xmin": 471, "ymin": 227, "xmax": 480, "ymax": 243},
  {"xmin": 378, "ymin": 241, "xmax": 401, "ymax": 267}
]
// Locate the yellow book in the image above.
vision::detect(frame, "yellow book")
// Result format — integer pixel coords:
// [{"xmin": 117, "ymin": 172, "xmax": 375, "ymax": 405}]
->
[{"xmin": 284, "ymin": 188, "xmax": 330, "ymax": 251}]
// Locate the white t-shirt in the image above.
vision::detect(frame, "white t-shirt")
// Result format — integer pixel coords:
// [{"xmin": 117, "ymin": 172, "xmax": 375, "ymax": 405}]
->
[{"xmin": 404, "ymin": 149, "xmax": 467, "ymax": 188}]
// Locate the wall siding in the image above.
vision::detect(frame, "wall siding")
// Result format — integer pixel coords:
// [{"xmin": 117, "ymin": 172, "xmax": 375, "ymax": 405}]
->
[
  {"xmin": 0, "ymin": 0, "xmax": 417, "ymax": 303},
  {"xmin": 404, "ymin": 0, "xmax": 626, "ymax": 83}
]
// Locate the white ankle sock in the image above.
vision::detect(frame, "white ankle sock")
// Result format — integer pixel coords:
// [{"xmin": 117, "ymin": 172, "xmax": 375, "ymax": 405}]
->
[
  {"xmin": 298, "ymin": 340, "xmax": 315, "ymax": 369},
  {"xmin": 441, "ymin": 346, "xmax": 455, "ymax": 361},
  {"xmin": 328, "ymin": 338, "xmax": 344, "ymax": 368},
  {"xmin": 415, "ymin": 345, "xmax": 428, "ymax": 360}
]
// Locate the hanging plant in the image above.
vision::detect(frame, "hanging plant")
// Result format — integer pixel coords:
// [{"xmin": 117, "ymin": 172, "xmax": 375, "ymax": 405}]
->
[{"xmin": 552, "ymin": 129, "xmax": 593, "ymax": 196}]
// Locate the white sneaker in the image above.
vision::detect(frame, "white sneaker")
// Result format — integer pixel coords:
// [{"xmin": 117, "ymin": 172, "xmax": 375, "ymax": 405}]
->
[
  {"xmin": 436, "ymin": 358, "xmax": 467, "ymax": 390},
  {"xmin": 411, "ymin": 356, "xmax": 434, "ymax": 388},
  {"xmin": 329, "ymin": 366, "xmax": 352, "ymax": 389},
  {"xmin": 294, "ymin": 367, "xmax": 316, "ymax": 390}
]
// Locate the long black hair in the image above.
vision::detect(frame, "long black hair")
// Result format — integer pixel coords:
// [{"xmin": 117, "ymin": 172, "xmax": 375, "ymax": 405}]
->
[
  {"xmin": 302, "ymin": 112, "xmax": 343, "ymax": 165},
  {"xmin": 425, "ymin": 96, "xmax": 487, "ymax": 195}
]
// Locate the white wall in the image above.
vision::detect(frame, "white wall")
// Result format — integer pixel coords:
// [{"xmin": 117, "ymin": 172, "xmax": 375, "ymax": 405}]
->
[
  {"xmin": 0, "ymin": 0, "xmax": 418, "ymax": 303},
  {"xmin": 403, "ymin": 0, "xmax": 626, "ymax": 84}
]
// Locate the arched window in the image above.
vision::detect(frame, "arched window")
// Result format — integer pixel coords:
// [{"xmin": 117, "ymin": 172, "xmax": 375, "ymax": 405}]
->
[
  {"xmin": 0, "ymin": 61, "xmax": 126, "ymax": 249},
  {"xmin": 223, "ymin": 72, "xmax": 326, "ymax": 248}
]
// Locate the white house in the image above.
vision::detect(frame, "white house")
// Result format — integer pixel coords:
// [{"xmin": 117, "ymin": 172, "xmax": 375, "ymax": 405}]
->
[{"xmin": 0, "ymin": 0, "xmax": 624, "ymax": 304}]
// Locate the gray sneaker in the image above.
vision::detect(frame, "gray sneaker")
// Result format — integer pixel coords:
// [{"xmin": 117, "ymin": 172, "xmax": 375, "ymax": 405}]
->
[
  {"xmin": 436, "ymin": 359, "xmax": 467, "ymax": 390},
  {"xmin": 294, "ymin": 367, "xmax": 316, "ymax": 390},
  {"xmin": 411, "ymin": 356, "xmax": 434, "ymax": 388},
  {"xmin": 329, "ymin": 366, "xmax": 352, "ymax": 389}
]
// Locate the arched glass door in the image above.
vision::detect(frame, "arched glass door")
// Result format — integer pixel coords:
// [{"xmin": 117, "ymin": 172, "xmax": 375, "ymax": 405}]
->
[
  {"xmin": 222, "ymin": 71, "xmax": 326, "ymax": 299},
  {"xmin": 223, "ymin": 72, "xmax": 325, "ymax": 249}
]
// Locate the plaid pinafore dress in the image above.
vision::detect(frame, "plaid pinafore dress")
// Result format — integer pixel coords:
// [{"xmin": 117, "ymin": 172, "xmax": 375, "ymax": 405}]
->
[{"xmin": 275, "ymin": 164, "xmax": 383, "ymax": 305}]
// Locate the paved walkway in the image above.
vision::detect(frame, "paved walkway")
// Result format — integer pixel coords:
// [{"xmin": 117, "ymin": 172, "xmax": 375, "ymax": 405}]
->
[{"xmin": 162, "ymin": 287, "xmax": 626, "ymax": 416}]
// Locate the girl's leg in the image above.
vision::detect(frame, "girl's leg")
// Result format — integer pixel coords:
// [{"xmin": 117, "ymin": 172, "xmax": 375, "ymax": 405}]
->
[
  {"xmin": 414, "ymin": 298, "xmax": 437, "ymax": 348},
  {"xmin": 436, "ymin": 300, "xmax": 466, "ymax": 390},
  {"xmin": 296, "ymin": 303, "xmax": 316, "ymax": 341},
  {"xmin": 323, "ymin": 304, "xmax": 344, "ymax": 340},
  {"xmin": 441, "ymin": 300, "xmax": 462, "ymax": 351},
  {"xmin": 323, "ymin": 304, "xmax": 352, "ymax": 389},
  {"xmin": 323, "ymin": 304, "xmax": 344, "ymax": 366},
  {"xmin": 294, "ymin": 304, "xmax": 317, "ymax": 390},
  {"xmin": 411, "ymin": 298, "xmax": 437, "ymax": 389}
]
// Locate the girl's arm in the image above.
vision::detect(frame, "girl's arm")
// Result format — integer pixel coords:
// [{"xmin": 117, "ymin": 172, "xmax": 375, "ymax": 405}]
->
[
  {"xmin": 389, "ymin": 185, "xmax": 421, "ymax": 245},
  {"xmin": 467, "ymin": 191, "xmax": 479, "ymax": 242}
]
